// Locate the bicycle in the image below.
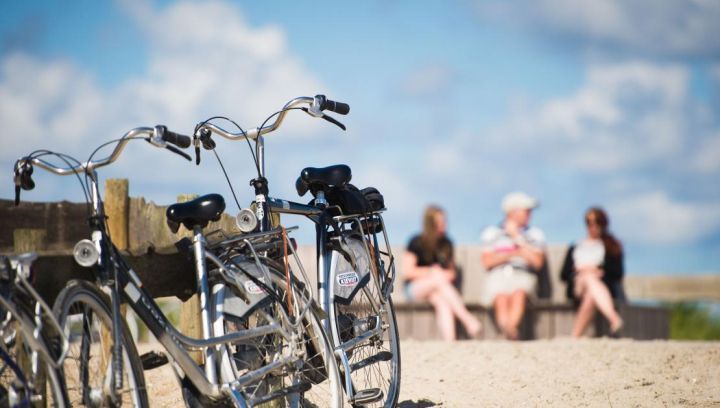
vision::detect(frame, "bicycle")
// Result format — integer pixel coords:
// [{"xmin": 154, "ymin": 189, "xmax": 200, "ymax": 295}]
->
[
  {"xmin": 194, "ymin": 95, "xmax": 401, "ymax": 407},
  {"xmin": 0, "ymin": 252, "xmax": 68, "ymax": 406},
  {"xmin": 13, "ymin": 125, "xmax": 342, "ymax": 407}
]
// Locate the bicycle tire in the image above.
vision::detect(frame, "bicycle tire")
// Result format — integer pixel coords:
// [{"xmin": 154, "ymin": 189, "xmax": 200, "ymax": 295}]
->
[
  {"xmin": 328, "ymin": 234, "xmax": 401, "ymax": 407},
  {"xmin": 212, "ymin": 258, "xmax": 343, "ymax": 407},
  {"xmin": 0, "ymin": 292, "xmax": 67, "ymax": 407},
  {"xmin": 0, "ymin": 325, "xmax": 66, "ymax": 407},
  {"xmin": 52, "ymin": 280, "xmax": 148, "ymax": 407}
]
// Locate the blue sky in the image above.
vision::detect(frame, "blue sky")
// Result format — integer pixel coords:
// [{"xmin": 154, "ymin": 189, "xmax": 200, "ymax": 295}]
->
[{"xmin": 1, "ymin": 0, "xmax": 719, "ymax": 275}]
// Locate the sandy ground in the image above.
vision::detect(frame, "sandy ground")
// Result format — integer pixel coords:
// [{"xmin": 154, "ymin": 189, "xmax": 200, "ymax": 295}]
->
[{"xmin": 141, "ymin": 339, "xmax": 720, "ymax": 407}]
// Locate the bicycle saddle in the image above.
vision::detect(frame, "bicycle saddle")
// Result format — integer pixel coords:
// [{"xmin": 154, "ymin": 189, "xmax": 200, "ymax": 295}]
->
[
  {"xmin": 166, "ymin": 193, "xmax": 225, "ymax": 232},
  {"xmin": 296, "ymin": 164, "xmax": 352, "ymax": 196}
]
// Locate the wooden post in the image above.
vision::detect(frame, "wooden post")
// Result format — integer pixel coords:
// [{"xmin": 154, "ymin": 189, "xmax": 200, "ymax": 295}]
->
[
  {"xmin": 176, "ymin": 194, "xmax": 204, "ymax": 363},
  {"xmin": 104, "ymin": 179, "xmax": 129, "ymax": 250},
  {"xmin": 102, "ymin": 180, "xmax": 133, "ymax": 355}
]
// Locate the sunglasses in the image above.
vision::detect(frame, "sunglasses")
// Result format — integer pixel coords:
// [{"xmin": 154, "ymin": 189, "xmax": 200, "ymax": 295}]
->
[{"xmin": 585, "ymin": 218, "xmax": 601, "ymax": 227}]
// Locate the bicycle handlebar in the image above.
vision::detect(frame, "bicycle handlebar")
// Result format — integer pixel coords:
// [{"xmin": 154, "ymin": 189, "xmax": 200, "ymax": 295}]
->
[
  {"xmin": 195, "ymin": 94, "xmax": 350, "ymax": 142},
  {"xmin": 17, "ymin": 125, "xmax": 190, "ymax": 177},
  {"xmin": 13, "ymin": 125, "xmax": 190, "ymax": 205}
]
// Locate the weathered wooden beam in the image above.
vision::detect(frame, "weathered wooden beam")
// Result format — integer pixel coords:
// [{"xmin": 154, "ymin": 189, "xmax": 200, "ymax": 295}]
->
[
  {"xmin": 14, "ymin": 228, "xmax": 47, "ymax": 253},
  {"xmin": 625, "ymin": 275, "xmax": 720, "ymax": 302},
  {"xmin": 1, "ymin": 199, "xmax": 88, "ymax": 251}
]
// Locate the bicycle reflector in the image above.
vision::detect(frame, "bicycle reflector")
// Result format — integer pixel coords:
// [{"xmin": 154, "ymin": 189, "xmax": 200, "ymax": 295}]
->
[
  {"xmin": 236, "ymin": 208, "xmax": 258, "ymax": 233},
  {"xmin": 73, "ymin": 239, "xmax": 100, "ymax": 267}
]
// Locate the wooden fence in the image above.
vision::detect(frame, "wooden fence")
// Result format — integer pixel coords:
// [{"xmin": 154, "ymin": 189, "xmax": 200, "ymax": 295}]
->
[{"xmin": 2, "ymin": 179, "xmax": 718, "ymax": 340}]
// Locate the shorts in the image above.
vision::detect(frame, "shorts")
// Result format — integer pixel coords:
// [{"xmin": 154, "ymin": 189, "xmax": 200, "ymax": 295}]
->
[
  {"xmin": 481, "ymin": 264, "xmax": 537, "ymax": 306},
  {"xmin": 403, "ymin": 281, "xmax": 415, "ymax": 302}
]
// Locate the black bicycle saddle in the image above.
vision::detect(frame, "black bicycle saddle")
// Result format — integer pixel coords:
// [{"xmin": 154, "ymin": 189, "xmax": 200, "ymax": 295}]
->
[
  {"xmin": 295, "ymin": 164, "xmax": 352, "ymax": 197},
  {"xmin": 166, "ymin": 193, "xmax": 225, "ymax": 232}
]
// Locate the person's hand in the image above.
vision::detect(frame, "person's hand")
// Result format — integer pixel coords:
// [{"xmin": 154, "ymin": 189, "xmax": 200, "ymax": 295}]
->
[
  {"xmin": 442, "ymin": 268, "xmax": 456, "ymax": 282},
  {"xmin": 429, "ymin": 264, "xmax": 442, "ymax": 276},
  {"xmin": 505, "ymin": 220, "xmax": 521, "ymax": 240},
  {"xmin": 429, "ymin": 265, "xmax": 453, "ymax": 281}
]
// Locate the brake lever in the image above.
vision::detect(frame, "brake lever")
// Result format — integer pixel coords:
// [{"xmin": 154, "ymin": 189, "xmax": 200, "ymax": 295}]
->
[
  {"xmin": 166, "ymin": 145, "xmax": 192, "ymax": 161},
  {"xmin": 199, "ymin": 128, "xmax": 216, "ymax": 150},
  {"xmin": 321, "ymin": 114, "xmax": 346, "ymax": 131},
  {"xmin": 13, "ymin": 160, "xmax": 35, "ymax": 206},
  {"xmin": 193, "ymin": 136, "xmax": 201, "ymax": 165}
]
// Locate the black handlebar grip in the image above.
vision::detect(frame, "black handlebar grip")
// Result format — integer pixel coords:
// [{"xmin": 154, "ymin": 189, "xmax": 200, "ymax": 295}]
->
[
  {"xmin": 156, "ymin": 125, "xmax": 192, "ymax": 148},
  {"xmin": 323, "ymin": 99, "xmax": 350, "ymax": 115}
]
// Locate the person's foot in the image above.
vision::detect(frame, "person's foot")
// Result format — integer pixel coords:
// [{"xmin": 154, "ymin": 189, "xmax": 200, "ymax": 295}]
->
[
  {"xmin": 466, "ymin": 319, "xmax": 482, "ymax": 338},
  {"xmin": 505, "ymin": 325, "xmax": 519, "ymax": 341},
  {"xmin": 609, "ymin": 317, "xmax": 624, "ymax": 337}
]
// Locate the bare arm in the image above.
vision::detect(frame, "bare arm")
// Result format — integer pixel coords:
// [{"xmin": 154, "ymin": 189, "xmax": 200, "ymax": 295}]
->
[
  {"xmin": 403, "ymin": 251, "xmax": 454, "ymax": 281},
  {"xmin": 481, "ymin": 249, "xmax": 518, "ymax": 270},
  {"xmin": 516, "ymin": 242, "xmax": 545, "ymax": 271},
  {"xmin": 480, "ymin": 242, "xmax": 545, "ymax": 271}
]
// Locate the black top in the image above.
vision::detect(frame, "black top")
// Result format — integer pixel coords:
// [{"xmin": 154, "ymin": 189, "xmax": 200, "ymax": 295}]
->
[
  {"xmin": 560, "ymin": 244, "xmax": 625, "ymax": 302},
  {"xmin": 406, "ymin": 235, "xmax": 454, "ymax": 269}
]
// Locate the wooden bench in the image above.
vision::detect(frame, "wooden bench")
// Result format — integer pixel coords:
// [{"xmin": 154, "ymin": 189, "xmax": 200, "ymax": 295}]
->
[{"xmin": 0, "ymin": 185, "xmax": 682, "ymax": 341}]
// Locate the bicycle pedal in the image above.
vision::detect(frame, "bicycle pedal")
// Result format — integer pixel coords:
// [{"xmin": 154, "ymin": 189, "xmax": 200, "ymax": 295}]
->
[
  {"xmin": 350, "ymin": 388, "xmax": 384, "ymax": 405},
  {"xmin": 140, "ymin": 350, "xmax": 169, "ymax": 370},
  {"xmin": 350, "ymin": 351, "xmax": 393, "ymax": 373}
]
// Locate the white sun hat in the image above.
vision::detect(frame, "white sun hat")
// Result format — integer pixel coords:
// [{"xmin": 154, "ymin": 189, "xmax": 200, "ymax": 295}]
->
[{"xmin": 501, "ymin": 191, "xmax": 539, "ymax": 213}]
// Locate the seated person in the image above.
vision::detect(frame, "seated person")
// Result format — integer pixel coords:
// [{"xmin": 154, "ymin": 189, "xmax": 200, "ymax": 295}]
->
[
  {"xmin": 480, "ymin": 192, "xmax": 546, "ymax": 340},
  {"xmin": 561, "ymin": 207, "xmax": 624, "ymax": 337},
  {"xmin": 403, "ymin": 205, "xmax": 482, "ymax": 341}
]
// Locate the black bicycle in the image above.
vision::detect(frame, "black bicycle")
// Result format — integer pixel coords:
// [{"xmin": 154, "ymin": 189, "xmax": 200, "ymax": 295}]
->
[
  {"xmin": 194, "ymin": 95, "xmax": 401, "ymax": 407},
  {"xmin": 13, "ymin": 126, "xmax": 342, "ymax": 407},
  {"xmin": 0, "ymin": 253, "xmax": 68, "ymax": 407}
]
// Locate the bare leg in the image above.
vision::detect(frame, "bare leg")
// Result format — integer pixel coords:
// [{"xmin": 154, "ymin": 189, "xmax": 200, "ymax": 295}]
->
[
  {"xmin": 506, "ymin": 291, "xmax": 527, "ymax": 340},
  {"xmin": 411, "ymin": 273, "xmax": 481, "ymax": 337},
  {"xmin": 494, "ymin": 295, "xmax": 511, "ymax": 338},
  {"xmin": 428, "ymin": 291, "xmax": 456, "ymax": 341},
  {"xmin": 436, "ymin": 282, "xmax": 482, "ymax": 336},
  {"xmin": 572, "ymin": 290, "xmax": 596, "ymax": 337},
  {"xmin": 585, "ymin": 276, "xmax": 623, "ymax": 331}
]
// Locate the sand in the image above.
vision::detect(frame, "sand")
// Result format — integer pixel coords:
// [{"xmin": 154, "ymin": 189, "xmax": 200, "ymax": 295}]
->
[{"xmin": 141, "ymin": 339, "xmax": 720, "ymax": 407}]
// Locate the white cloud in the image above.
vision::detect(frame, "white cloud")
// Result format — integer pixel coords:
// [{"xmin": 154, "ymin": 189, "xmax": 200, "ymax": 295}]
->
[
  {"xmin": 0, "ymin": 0, "xmax": 329, "ymax": 203},
  {"xmin": 691, "ymin": 133, "xmax": 720, "ymax": 173},
  {"xmin": 414, "ymin": 61, "xmax": 720, "ymax": 246},
  {"xmin": 422, "ymin": 144, "xmax": 466, "ymax": 177},
  {"xmin": 473, "ymin": 0, "xmax": 720, "ymax": 57},
  {"xmin": 611, "ymin": 191, "xmax": 720, "ymax": 244},
  {"xmin": 398, "ymin": 64, "xmax": 454, "ymax": 98},
  {"xmin": 482, "ymin": 62, "xmax": 700, "ymax": 173}
]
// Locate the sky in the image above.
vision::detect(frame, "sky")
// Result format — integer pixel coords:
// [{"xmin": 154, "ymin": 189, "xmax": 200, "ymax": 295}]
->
[{"xmin": 1, "ymin": 0, "xmax": 719, "ymax": 275}]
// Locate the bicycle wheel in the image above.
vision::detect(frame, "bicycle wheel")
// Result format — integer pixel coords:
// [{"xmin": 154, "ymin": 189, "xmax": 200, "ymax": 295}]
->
[
  {"xmin": 53, "ymin": 280, "xmax": 148, "ymax": 407},
  {"xmin": 328, "ymin": 235, "xmax": 400, "ymax": 407},
  {"xmin": 212, "ymin": 258, "xmax": 343, "ymax": 407},
  {"xmin": 0, "ymin": 301, "xmax": 66, "ymax": 407}
]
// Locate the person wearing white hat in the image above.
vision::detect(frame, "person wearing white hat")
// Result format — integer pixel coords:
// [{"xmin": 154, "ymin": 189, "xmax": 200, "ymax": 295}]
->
[{"xmin": 480, "ymin": 191, "xmax": 546, "ymax": 340}]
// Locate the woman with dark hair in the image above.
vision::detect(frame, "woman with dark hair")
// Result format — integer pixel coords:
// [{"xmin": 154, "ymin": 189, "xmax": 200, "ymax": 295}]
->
[
  {"xmin": 403, "ymin": 205, "xmax": 481, "ymax": 341},
  {"xmin": 561, "ymin": 207, "xmax": 624, "ymax": 337}
]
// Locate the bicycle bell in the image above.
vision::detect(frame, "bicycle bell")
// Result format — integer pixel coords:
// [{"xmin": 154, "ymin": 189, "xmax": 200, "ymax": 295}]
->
[
  {"xmin": 236, "ymin": 208, "xmax": 258, "ymax": 233},
  {"xmin": 73, "ymin": 239, "xmax": 100, "ymax": 267}
]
